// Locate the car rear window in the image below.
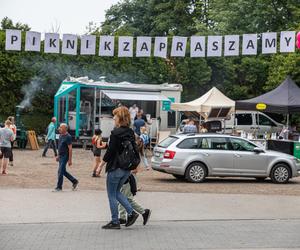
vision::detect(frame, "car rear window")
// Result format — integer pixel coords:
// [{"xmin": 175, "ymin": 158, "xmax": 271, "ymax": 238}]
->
[{"xmin": 158, "ymin": 136, "xmax": 178, "ymax": 148}]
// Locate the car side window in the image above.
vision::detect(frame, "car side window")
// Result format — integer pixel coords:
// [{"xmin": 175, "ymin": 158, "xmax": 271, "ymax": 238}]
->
[
  {"xmin": 177, "ymin": 138, "xmax": 201, "ymax": 149},
  {"xmin": 257, "ymin": 114, "xmax": 276, "ymax": 127},
  {"xmin": 199, "ymin": 137, "xmax": 229, "ymax": 150},
  {"xmin": 236, "ymin": 114, "xmax": 252, "ymax": 125},
  {"xmin": 229, "ymin": 138, "xmax": 256, "ymax": 151}
]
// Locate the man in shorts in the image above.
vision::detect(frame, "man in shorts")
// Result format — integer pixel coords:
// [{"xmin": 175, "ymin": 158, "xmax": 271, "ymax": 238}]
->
[{"xmin": 0, "ymin": 120, "xmax": 14, "ymax": 175}]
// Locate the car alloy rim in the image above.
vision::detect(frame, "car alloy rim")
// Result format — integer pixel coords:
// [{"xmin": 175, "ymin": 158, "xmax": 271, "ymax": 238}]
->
[
  {"xmin": 274, "ymin": 166, "xmax": 289, "ymax": 182},
  {"xmin": 190, "ymin": 165, "xmax": 205, "ymax": 181}
]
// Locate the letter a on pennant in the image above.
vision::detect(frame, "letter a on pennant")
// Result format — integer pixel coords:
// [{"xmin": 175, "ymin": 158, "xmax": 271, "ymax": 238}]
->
[
  {"xmin": 190, "ymin": 36, "xmax": 205, "ymax": 57},
  {"xmin": 136, "ymin": 37, "xmax": 151, "ymax": 57},
  {"xmin": 242, "ymin": 34, "xmax": 257, "ymax": 55}
]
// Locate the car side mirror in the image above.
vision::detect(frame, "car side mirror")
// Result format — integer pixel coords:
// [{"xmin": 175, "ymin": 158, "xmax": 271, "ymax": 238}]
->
[{"xmin": 253, "ymin": 147, "xmax": 265, "ymax": 154}]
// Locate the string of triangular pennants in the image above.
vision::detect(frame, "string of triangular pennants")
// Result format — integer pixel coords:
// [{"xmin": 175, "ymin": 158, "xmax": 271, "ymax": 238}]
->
[{"xmin": 4, "ymin": 29, "xmax": 300, "ymax": 58}]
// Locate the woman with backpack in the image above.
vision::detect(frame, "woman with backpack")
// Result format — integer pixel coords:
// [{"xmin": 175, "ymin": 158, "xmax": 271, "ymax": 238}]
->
[
  {"xmin": 91, "ymin": 129, "xmax": 106, "ymax": 177},
  {"xmin": 96, "ymin": 106, "xmax": 140, "ymax": 230}
]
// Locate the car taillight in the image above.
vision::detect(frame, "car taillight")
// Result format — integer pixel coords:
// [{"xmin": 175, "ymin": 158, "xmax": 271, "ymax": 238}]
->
[{"xmin": 163, "ymin": 150, "xmax": 176, "ymax": 159}]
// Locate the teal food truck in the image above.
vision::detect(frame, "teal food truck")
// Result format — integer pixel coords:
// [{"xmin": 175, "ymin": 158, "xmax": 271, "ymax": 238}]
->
[{"xmin": 54, "ymin": 77, "xmax": 182, "ymax": 145}]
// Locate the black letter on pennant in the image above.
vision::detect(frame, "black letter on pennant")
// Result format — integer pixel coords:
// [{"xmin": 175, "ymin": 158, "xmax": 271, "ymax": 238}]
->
[
  {"xmin": 194, "ymin": 42, "xmax": 203, "ymax": 51},
  {"xmin": 246, "ymin": 40, "xmax": 255, "ymax": 49},
  {"xmin": 159, "ymin": 43, "xmax": 166, "ymax": 51},
  {"xmin": 123, "ymin": 42, "xmax": 130, "ymax": 51},
  {"xmin": 104, "ymin": 41, "xmax": 111, "ymax": 51},
  {"xmin": 229, "ymin": 41, "xmax": 235, "ymax": 50},
  {"xmin": 212, "ymin": 41, "xmax": 219, "ymax": 51},
  {"xmin": 11, "ymin": 36, "xmax": 18, "ymax": 44},
  {"xmin": 140, "ymin": 42, "xmax": 148, "ymax": 51},
  {"xmin": 66, "ymin": 40, "xmax": 75, "ymax": 49},
  {"xmin": 265, "ymin": 38, "xmax": 276, "ymax": 48},
  {"xmin": 49, "ymin": 38, "xmax": 57, "ymax": 48},
  {"xmin": 284, "ymin": 37, "xmax": 292, "ymax": 46},
  {"xmin": 85, "ymin": 40, "xmax": 89, "ymax": 49},
  {"xmin": 176, "ymin": 42, "xmax": 183, "ymax": 51}
]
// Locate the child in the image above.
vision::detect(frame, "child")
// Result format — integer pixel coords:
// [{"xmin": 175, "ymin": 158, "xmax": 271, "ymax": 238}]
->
[
  {"xmin": 91, "ymin": 129, "xmax": 106, "ymax": 177},
  {"xmin": 118, "ymin": 170, "xmax": 151, "ymax": 226},
  {"xmin": 139, "ymin": 126, "xmax": 150, "ymax": 170}
]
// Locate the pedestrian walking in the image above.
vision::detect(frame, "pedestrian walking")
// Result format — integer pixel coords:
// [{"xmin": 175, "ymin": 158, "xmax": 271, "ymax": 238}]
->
[
  {"xmin": 0, "ymin": 120, "xmax": 14, "ymax": 175},
  {"xmin": 42, "ymin": 117, "xmax": 58, "ymax": 157},
  {"xmin": 96, "ymin": 106, "xmax": 140, "ymax": 229},
  {"xmin": 139, "ymin": 126, "xmax": 150, "ymax": 170},
  {"xmin": 53, "ymin": 123, "xmax": 78, "ymax": 192},
  {"xmin": 119, "ymin": 171, "xmax": 151, "ymax": 226},
  {"xmin": 133, "ymin": 111, "xmax": 145, "ymax": 136},
  {"xmin": 7, "ymin": 116, "xmax": 16, "ymax": 166},
  {"xmin": 91, "ymin": 129, "xmax": 106, "ymax": 177}
]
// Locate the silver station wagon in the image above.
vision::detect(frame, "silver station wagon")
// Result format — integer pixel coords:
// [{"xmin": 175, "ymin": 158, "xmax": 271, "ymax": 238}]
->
[{"xmin": 151, "ymin": 134, "xmax": 300, "ymax": 184}]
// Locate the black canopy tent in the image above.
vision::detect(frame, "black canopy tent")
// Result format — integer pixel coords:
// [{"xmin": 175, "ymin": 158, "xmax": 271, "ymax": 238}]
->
[{"xmin": 236, "ymin": 76, "xmax": 300, "ymax": 114}]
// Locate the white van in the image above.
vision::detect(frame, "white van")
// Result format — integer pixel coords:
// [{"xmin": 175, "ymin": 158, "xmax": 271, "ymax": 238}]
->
[{"xmin": 207, "ymin": 111, "xmax": 283, "ymax": 136}]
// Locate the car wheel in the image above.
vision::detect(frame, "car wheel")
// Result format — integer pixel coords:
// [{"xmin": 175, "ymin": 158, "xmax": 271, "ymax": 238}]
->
[
  {"xmin": 185, "ymin": 162, "xmax": 207, "ymax": 183},
  {"xmin": 172, "ymin": 174, "xmax": 185, "ymax": 180},
  {"xmin": 270, "ymin": 164, "xmax": 291, "ymax": 184}
]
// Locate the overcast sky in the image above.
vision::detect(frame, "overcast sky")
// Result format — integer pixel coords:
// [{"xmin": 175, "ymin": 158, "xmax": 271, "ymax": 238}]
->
[{"xmin": 0, "ymin": 0, "xmax": 120, "ymax": 34}]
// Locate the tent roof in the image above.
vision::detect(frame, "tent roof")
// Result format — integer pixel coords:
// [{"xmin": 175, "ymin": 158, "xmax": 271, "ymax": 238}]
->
[
  {"xmin": 236, "ymin": 76, "xmax": 300, "ymax": 113},
  {"xmin": 171, "ymin": 87, "xmax": 235, "ymax": 116}
]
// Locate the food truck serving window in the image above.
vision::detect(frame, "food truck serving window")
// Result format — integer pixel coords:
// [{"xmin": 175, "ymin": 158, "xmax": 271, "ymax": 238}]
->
[{"xmin": 102, "ymin": 90, "xmax": 169, "ymax": 101}]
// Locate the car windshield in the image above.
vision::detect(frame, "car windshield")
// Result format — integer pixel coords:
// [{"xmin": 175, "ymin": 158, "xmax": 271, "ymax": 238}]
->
[
  {"xmin": 229, "ymin": 138, "xmax": 257, "ymax": 151},
  {"xmin": 158, "ymin": 136, "xmax": 178, "ymax": 148}
]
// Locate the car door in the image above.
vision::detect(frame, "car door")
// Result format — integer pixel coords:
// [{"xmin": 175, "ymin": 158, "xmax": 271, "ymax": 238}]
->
[
  {"xmin": 229, "ymin": 137, "xmax": 268, "ymax": 175},
  {"xmin": 199, "ymin": 137, "xmax": 235, "ymax": 175}
]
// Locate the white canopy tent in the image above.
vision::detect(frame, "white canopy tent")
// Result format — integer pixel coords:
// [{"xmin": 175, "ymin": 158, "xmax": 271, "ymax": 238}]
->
[{"xmin": 171, "ymin": 87, "xmax": 235, "ymax": 119}]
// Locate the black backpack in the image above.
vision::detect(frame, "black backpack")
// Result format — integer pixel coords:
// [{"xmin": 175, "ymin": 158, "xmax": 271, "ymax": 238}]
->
[{"xmin": 117, "ymin": 139, "xmax": 140, "ymax": 171}]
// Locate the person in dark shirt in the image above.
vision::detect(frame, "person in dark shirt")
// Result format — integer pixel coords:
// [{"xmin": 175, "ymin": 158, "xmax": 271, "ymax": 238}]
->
[
  {"xmin": 134, "ymin": 112, "xmax": 146, "ymax": 136},
  {"xmin": 53, "ymin": 123, "xmax": 78, "ymax": 192},
  {"xmin": 96, "ymin": 106, "xmax": 139, "ymax": 230}
]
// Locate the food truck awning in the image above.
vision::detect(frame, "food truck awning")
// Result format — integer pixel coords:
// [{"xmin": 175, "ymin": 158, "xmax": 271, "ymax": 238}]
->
[{"xmin": 102, "ymin": 90, "xmax": 170, "ymax": 101}]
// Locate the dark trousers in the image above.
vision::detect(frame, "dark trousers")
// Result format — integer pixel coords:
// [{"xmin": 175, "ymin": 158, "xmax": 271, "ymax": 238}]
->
[
  {"xmin": 9, "ymin": 141, "xmax": 13, "ymax": 162},
  {"xmin": 43, "ymin": 139, "xmax": 57, "ymax": 157},
  {"xmin": 56, "ymin": 154, "xmax": 77, "ymax": 189}
]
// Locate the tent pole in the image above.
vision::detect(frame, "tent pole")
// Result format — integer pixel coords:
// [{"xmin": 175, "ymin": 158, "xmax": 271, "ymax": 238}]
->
[{"xmin": 93, "ymin": 87, "xmax": 96, "ymax": 134}]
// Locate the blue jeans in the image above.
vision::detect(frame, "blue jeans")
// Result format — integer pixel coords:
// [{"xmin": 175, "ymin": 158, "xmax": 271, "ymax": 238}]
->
[
  {"xmin": 106, "ymin": 168, "xmax": 133, "ymax": 224},
  {"xmin": 56, "ymin": 155, "xmax": 77, "ymax": 189}
]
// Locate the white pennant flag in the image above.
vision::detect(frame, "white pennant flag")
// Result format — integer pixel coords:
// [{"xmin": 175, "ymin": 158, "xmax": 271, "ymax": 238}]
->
[
  {"xmin": 154, "ymin": 37, "xmax": 168, "ymax": 58},
  {"xmin": 224, "ymin": 35, "xmax": 239, "ymax": 56},
  {"xmin": 81, "ymin": 35, "xmax": 96, "ymax": 55},
  {"xmin": 5, "ymin": 29, "xmax": 22, "ymax": 51},
  {"xmin": 190, "ymin": 36, "xmax": 205, "ymax": 57},
  {"xmin": 207, "ymin": 36, "xmax": 222, "ymax": 57},
  {"xmin": 118, "ymin": 36, "xmax": 133, "ymax": 57},
  {"xmin": 99, "ymin": 36, "xmax": 114, "ymax": 56},
  {"xmin": 62, "ymin": 34, "xmax": 78, "ymax": 55},
  {"xmin": 25, "ymin": 31, "xmax": 41, "ymax": 52},
  {"xmin": 136, "ymin": 37, "xmax": 151, "ymax": 57},
  {"xmin": 171, "ymin": 36, "xmax": 187, "ymax": 57},
  {"xmin": 262, "ymin": 32, "xmax": 277, "ymax": 54},
  {"xmin": 242, "ymin": 34, "xmax": 257, "ymax": 55},
  {"xmin": 280, "ymin": 31, "xmax": 295, "ymax": 53},
  {"xmin": 44, "ymin": 33, "xmax": 60, "ymax": 53}
]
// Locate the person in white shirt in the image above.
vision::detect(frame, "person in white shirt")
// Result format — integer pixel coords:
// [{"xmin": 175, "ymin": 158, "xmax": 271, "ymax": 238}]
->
[{"xmin": 129, "ymin": 104, "xmax": 139, "ymax": 125}]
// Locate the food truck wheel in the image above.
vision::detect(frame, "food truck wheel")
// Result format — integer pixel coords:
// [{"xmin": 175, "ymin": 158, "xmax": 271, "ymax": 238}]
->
[{"xmin": 270, "ymin": 164, "xmax": 291, "ymax": 184}]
